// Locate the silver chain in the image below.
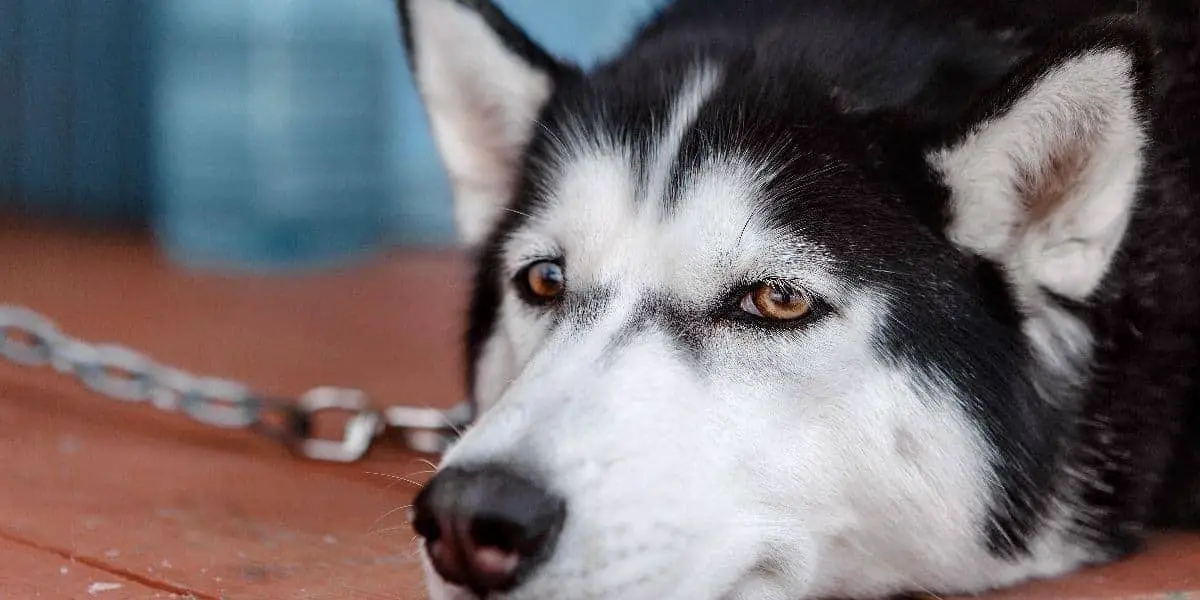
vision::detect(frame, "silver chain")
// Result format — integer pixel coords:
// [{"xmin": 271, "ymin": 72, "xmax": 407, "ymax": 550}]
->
[{"xmin": 0, "ymin": 305, "xmax": 473, "ymax": 462}]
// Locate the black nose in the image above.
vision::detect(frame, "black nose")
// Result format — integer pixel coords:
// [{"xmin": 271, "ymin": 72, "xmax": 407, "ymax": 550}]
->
[{"xmin": 412, "ymin": 464, "xmax": 566, "ymax": 596}]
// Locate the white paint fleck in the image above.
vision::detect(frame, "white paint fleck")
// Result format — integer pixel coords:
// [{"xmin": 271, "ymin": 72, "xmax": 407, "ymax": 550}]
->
[
  {"xmin": 322, "ymin": 535, "xmax": 338, "ymax": 544},
  {"xmin": 104, "ymin": 548, "xmax": 119, "ymax": 558},
  {"xmin": 58, "ymin": 435, "xmax": 81, "ymax": 455},
  {"xmin": 87, "ymin": 582, "xmax": 123, "ymax": 595},
  {"xmin": 60, "ymin": 566, "xmax": 68, "ymax": 576}
]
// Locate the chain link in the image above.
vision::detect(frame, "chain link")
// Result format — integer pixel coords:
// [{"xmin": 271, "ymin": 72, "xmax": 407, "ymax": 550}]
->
[{"xmin": 0, "ymin": 305, "xmax": 473, "ymax": 462}]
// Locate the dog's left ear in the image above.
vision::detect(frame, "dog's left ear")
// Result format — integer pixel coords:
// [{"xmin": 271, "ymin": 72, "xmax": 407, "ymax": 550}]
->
[
  {"xmin": 928, "ymin": 18, "xmax": 1155, "ymax": 301},
  {"xmin": 398, "ymin": 0, "xmax": 576, "ymax": 246}
]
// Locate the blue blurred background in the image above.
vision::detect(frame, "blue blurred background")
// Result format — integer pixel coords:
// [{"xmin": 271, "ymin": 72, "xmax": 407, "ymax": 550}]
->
[{"xmin": 0, "ymin": 0, "xmax": 667, "ymax": 272}]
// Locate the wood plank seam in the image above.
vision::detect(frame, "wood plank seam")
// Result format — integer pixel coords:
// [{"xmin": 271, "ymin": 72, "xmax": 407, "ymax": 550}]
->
[{"xmin": 0, "ymin": 528, "xmax": 217, "ymax": 599}]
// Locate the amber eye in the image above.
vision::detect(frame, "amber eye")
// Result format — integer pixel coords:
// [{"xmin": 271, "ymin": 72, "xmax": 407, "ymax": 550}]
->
[
  {"xmin": 739, "ymin": 283, "xmax": 812, "ymax": 321},
  {"xmin": 521, "ymin": 261, "xmax": 565, "ymax": 301}
]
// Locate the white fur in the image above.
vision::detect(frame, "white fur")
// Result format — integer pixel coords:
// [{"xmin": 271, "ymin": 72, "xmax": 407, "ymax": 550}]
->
[
  {"xmin": 641, "ymin": 65, "xmax": 724, "ymax": 214},
  {"xmin": 406, "ymin": 0, "xmax": 555, "ymax": 246}
]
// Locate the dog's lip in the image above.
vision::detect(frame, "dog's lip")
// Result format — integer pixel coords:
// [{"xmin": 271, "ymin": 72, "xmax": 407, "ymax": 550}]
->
[
  {"xmin": 432, "ymin": 571, "xmax": 758, "ymax": 600},
  {"xmin": 423, "ymin": 538, "xmax": 774, "ymax": 600}
]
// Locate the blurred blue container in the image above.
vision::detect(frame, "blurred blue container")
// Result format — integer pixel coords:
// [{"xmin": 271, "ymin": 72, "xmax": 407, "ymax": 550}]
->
[
  {"xmin": 0, "ymin": 0, "xmax": 152, "ymax": 222},
  {"xmin": 152, "ymin": 0, "xmax": 398, "ymax": 272},
  {"xmin": 1, "ymin": 0, "xmax": 672, "ymax": 267}
]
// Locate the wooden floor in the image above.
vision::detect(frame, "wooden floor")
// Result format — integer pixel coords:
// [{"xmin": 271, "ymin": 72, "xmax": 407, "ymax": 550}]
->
[{"xmin": 1, "ymin": 217, "xmax": 1198, "ymax": 599}]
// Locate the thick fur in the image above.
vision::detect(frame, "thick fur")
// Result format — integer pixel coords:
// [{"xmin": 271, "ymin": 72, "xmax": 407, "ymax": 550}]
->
[{"xmin": 398, "ymin": 0, "xmax": 1200, "ymax": 598}]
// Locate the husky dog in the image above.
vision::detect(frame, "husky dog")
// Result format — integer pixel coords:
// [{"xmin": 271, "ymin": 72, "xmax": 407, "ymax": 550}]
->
[{"xmin": 397, "ymin": 0, "xmax": 1199, "ymax": 598}]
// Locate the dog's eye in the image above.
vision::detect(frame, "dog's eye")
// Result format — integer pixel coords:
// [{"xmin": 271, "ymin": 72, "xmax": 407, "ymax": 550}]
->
[
  {"xmin": 740, "ymin": 283, "xmax": 812, "ymax": 321},
  {"xmin": 518, "ymin": 260, "xmax": 565, "ymax": 302}
]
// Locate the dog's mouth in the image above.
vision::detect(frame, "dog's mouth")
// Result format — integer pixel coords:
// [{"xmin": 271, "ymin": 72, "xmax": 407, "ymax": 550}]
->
[{"xmin": 426, "ymin": 563, "xmax": 767, "ymax": 600}]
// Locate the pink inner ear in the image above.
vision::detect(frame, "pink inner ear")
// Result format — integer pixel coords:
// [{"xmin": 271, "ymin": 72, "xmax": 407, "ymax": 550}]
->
[{"xmin": 1017, "ymin": 136, "xmax": 1094, "ymax": 223}]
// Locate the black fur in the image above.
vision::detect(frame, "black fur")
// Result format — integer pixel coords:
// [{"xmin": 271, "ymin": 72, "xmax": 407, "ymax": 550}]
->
[{"xmin": 402, "ymin": 0, "xmax": 1200, "ymax": 592}]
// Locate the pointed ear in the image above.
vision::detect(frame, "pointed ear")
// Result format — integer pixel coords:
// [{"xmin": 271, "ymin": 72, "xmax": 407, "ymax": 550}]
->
[
  {"xmin": 928, "ymin": 18, "xmax": 1155, "ymax": 301},
  {"xmin": 398, "ymin": 0, "xmax": 575, "ymax": 246}
]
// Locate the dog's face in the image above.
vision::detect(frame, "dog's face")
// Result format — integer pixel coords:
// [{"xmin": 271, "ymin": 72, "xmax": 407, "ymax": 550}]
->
[{"xmin": 400, "ymin": 2, "xmax": 1152, "ymax": 598}]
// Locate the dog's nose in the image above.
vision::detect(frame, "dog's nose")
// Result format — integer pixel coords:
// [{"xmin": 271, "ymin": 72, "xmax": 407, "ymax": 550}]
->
[{"xmin": 412, "ymin": 464, "xmax": 566, "ymax": 595}]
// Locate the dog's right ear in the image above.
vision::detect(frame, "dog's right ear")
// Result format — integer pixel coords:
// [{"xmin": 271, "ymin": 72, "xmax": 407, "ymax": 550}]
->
[{"xmin": 399, "ymin": 0, "xmax": 575, "ymax": 246}]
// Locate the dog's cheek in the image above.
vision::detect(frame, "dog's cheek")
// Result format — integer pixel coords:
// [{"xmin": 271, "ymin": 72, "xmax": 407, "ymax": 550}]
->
[
  {"xmin": 471, "ymin": 327, "xmax": 519, "ymax": 412},
  {"xmin": 799, "ymin": 374, "xmax": 1002, "ymax": 595},
  {"xmin": 701, "ymin": 297, "xmax": 1007, "ymax": 596},
  {"xmin": 471, "ymin": 298, "xmax": 554, "ymax": 413}
]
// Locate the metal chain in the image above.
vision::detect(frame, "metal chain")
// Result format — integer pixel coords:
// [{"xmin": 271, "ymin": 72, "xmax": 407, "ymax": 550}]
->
[{"xmin": 0, "ymin": 305, "xmax": 473, "ymax": 462}]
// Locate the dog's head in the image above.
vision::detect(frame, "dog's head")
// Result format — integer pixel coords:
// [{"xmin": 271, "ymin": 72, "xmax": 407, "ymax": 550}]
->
[{"xmin": 399, "ymin": 1, "xmax": 1154, "ymax": 598}]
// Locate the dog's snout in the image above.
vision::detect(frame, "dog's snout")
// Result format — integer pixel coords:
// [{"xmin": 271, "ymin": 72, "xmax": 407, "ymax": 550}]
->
[{"xmin": 413, "ymin": 464, "xmax": 566, "ymax": 596}]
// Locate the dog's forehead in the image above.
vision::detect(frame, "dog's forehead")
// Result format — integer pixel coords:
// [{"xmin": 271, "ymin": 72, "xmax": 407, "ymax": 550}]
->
[
  {"xmin": 502, "ymin": 66, "xmax": 846, "ymax": 302},
  {"xmin": 505, "ymin": 146, "xmax": 839, "ymax": 302}
]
